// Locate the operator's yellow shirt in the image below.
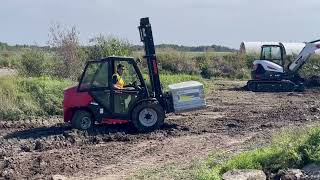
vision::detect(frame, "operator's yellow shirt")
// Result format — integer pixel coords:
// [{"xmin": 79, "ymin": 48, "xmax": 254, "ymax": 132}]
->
[{"xmin": 113, "ymin": 73, "xmax": 125, "ymax": 89}]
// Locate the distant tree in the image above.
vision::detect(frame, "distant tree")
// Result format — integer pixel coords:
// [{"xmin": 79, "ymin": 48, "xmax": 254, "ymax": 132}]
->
[
  {"xmin": 86, "ymin": 35, "xmax": 132, "ymax": 60},
  {"xmin": 0, "ymin": 42, "xmax": 8, "ymax": 51},
  {"xmin": 48, "ymin": 23, "xmax": 86, "ymax": 80}
]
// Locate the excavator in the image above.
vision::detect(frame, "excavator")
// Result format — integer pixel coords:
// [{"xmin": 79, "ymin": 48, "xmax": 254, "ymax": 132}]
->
[{"xmin": 247, "ymin": 39, "xmax": 320, "ymax": 92}]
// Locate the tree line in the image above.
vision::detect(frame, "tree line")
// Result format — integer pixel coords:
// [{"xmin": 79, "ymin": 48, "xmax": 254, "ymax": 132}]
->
[{"xmin": 0, "ymin": 41, "xmax": 236, "ymax": 53}]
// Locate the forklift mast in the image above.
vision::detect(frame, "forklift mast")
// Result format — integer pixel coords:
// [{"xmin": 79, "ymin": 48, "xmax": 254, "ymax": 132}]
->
[{"xmin": 138, "ymin": 17, "xmax": 163, "ymax": 100}]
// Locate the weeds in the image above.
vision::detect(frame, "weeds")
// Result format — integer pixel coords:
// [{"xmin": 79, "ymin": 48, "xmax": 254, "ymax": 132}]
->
[
  {"xmin": 197, "ymin": 126, "xmax": 320, "ymax": 179},
  {"xmin": 0, "ymin": 76, "xmax": 73, "ymax": 120}
]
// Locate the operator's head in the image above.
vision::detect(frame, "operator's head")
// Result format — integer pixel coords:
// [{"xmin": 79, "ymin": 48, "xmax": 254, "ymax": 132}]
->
[{"xmin": 117, "ymin": 64, "xmax": 125, "ymax": 76}]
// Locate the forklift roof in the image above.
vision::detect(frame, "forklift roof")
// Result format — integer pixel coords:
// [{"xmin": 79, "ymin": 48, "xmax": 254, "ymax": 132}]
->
[{"xmin": 88, "ymin": 56, "xmax": 135, "ymax": 63}]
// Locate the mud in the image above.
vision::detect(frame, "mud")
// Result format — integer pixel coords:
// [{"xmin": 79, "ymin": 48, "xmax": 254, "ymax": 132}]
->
[{"xmin": 1, "ymin": 81, "xmax": 320, "ymax": 179}]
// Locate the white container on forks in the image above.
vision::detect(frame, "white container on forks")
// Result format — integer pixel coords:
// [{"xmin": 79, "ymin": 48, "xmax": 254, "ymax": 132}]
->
[{"xmin": 168, "ymin": 81, "xmax": 206, "ymax": 113}]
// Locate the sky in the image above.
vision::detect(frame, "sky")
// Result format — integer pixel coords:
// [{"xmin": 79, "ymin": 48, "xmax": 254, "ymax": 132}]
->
[{"xmin": 1, "ymin": 0, "xmax": 320, "ymax": 49}]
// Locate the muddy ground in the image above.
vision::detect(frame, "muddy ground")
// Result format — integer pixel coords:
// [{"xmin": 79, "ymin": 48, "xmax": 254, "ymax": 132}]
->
[{"xmin": 1, "ymin": 80, "xmax": 320, "ymax": 179}]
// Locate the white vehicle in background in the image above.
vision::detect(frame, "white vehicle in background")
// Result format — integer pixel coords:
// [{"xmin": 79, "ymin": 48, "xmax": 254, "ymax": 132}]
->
[{"xmin": 247, "ymin": 39, "xmax": 320, "ymax": 92}]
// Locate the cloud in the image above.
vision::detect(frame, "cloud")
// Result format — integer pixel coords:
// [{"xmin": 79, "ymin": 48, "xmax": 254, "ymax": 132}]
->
[{"xmin": 1, "ymin": 0, "xmax": 320, "ymax": 48}]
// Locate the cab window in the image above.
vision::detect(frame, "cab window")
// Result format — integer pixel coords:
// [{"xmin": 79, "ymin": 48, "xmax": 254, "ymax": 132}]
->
[
  {"xmin": 79, "ymin": 61, "xmax": 109, "ymax": 91},
  {"xmin": 261, "ymin": 46, "xmax": 283, "ymax": 65},
  {"xmin": 114, "ymin": 61, "xmax": 141, "ymax": 87}
]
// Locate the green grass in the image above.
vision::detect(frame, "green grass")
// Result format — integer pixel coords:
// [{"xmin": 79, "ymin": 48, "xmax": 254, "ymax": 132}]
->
[
  {"xmin": 0, "ymin": 76, "xmax": 73, "ymax": 120},
  {"xmin": 197, "ymin": 125, "xmax": 320, "ymax": 180},
  {"xmin": 131, "ymin": 163, "xmax": 198, "ymax": 180},
  {"xmin": 160, "ymin": 73, "xmax": 207, "ymax": 90},
  {"xmin": 130, "ymin": 160, "xmax": 202, "ymax": 180}
]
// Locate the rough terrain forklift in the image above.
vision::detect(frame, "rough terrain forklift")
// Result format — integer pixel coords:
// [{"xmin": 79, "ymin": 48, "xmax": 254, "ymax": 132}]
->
[
  {"xmin": 247, "ymin": 40, "xmax": 320, "ymax": 92},
  {"xmin": 63, "ymin": 17, "xmax": 206, "ymax": 132}
]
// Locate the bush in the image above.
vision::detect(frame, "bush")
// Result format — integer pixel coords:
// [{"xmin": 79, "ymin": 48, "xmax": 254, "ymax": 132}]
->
[
  {"xmin": 0, "ymin": 57, "xmax": 9, "ymax": 68},
  {"xmin": 298, "ymin": 127, "xmax": 320, "ymax": 163},
  {"xmin": 139, "ymin": 50, "xmax": 251, "ymax": 80},
  {"xmin": 0, "ymin": 52, "xmax": 21, "ymax": 68},
  {"xmin": 157, "ymin": 49, "xmax": 198, "ymax": 75},
  {"xmin": 242, "ymin": 53, "xmax": 259, "ymax": 69},
  {"xmin": 196, "ymin": 53, "xmax": 251, "ymax": 79},
  {"xmin": 87, "ymin": 35, "xmax": 132, "ymax": 60},
  {"xmin": 300, "ymin": 55, "xmax": 320, "ymax": 78},
  {"xmin": 195, "ymin": 54, "xmax": 214, "ymax": 79},
  {"xmin": 18, "ymin": 49, "xmax": 53, "ymax": 77}
]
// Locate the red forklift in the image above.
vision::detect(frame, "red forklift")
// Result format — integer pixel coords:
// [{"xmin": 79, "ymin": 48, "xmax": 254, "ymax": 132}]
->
[{"xmin": 63, "ymin": 17, "xmax": 205, "ymax": 132}]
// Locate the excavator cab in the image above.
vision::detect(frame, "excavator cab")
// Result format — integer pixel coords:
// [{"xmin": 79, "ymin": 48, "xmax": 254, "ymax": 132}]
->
[{"xmin": 260, "ymin": 44, "xmax": 286, "ymax": 67}]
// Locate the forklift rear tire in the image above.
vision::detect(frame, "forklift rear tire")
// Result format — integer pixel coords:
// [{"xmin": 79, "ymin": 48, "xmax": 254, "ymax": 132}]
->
[
  {"xmin": 131, "ymin": 101, "xmax": 165, "ymax": 132},
  {"xmin": 71, "ymin": 110, "xmax": 93, "ymax": 130}
]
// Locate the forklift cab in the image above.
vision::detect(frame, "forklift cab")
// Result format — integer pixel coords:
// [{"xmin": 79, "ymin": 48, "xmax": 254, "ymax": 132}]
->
[
  {"xmin": 260, "ymin": 44, "xmax": 286, "ymax": 67},
  {"xmin": 78, "ymin": 56, "xmax": 148, "ymax": 120}
]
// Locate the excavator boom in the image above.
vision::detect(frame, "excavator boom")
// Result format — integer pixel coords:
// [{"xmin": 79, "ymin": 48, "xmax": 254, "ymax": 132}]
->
[{"xmin": 288, "ymin": 40, "xmax": 320, "ymax": 72}]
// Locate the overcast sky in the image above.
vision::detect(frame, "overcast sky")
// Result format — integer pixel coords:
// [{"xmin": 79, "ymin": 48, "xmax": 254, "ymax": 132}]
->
[{"xmin": 1, "ymin": 0, "xmax": 320, "ymax": 49}]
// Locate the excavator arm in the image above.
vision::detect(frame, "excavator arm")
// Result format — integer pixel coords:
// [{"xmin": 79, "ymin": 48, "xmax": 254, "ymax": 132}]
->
[{"xmin": 288, "ymin": 39, "xmax": 320, "ymax": 72}]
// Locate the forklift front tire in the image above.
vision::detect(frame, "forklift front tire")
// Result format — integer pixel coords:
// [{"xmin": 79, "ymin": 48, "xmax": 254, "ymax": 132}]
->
[
  {"xmin": 131, "ymin": 101, "xmax": 165, "ymax": 132},
  {"xmin": 71, "ymin": 110, "xmax": 93, "ymax": 130}
]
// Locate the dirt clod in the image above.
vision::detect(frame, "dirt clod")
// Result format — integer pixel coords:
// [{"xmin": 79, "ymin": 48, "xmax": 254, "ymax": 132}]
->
[{"xmin": 51, "ymin": 174, "xmax": 68, "ymax": 180}]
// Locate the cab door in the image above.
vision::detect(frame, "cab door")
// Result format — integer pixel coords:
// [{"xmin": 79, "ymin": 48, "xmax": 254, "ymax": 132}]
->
[
  {"xmin": 111, "ymin": 60, "xmax": 144, "ymax": 119},
  {"xmin": 78, "ymin": 61, "xmax": 112, "ymax": 115}
]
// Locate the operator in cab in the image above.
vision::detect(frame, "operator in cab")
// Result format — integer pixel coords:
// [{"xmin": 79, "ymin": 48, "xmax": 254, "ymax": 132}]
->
[
  {"xmin": 113, "ymin": 64, "xmax": 135, "ymax": 114},
  {"xmin": 113, "ymin": 64, "xmax": 125, "ymax": 89}
]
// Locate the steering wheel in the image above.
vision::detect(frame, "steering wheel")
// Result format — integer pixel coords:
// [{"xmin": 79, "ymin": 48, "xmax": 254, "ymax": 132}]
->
[
  {"xmin": 131, "ymin": 81, "xmax": 137, "ymax": 87},
  {"xmin": 130, "ymin": 81, "xmax": 142, "ymax": 90}
]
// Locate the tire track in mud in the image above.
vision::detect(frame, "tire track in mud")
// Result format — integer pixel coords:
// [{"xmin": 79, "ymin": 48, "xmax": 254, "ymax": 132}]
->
[{"xmin": 1, "ymin": 88, "xmax": 320, "ymax": 179}]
